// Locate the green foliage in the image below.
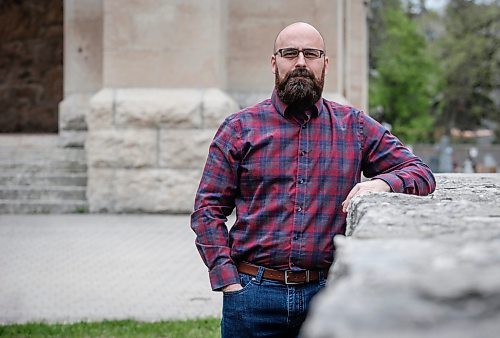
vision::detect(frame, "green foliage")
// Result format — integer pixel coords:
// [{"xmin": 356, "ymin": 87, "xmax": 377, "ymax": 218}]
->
[
  {"xmin": 0, "ymin": 318, "xmax": 221, "ymax": 338},
  {"xmin": 369, "ymin": 7, "xmax": 436, "ymax": 142},
  {"xmin": 436, "ymin": 0, "xmax": 500, "ymax": 134}
]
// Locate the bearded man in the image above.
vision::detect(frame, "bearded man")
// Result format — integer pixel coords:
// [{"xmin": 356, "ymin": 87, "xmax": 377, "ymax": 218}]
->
[{"xmin": 191, "ymin": 22, "xmax": 435, "ymax": 338}]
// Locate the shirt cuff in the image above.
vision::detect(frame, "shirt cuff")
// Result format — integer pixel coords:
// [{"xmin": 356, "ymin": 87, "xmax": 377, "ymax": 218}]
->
[
  {"xmin": 371, "ymin": 174, "xmax": 404, "ymax": 193},
  {"xmin": 209, "ymin": 263, "xmax": 240, "ymax": 291}
]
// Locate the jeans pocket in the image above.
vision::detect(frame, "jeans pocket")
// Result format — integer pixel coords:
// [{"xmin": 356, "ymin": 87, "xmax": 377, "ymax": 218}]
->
[{"xmin": 223, "ymin": 273, "xmax": 255, "ymax": 296}]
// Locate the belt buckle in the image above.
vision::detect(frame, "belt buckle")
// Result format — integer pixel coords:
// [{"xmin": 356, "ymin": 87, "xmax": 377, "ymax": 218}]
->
[{"xmin": 284, "ymin": 270, "xmax": 309, "ymax": 285}]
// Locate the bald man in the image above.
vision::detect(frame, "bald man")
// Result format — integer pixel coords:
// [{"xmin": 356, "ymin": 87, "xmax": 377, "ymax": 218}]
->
[{"xmin": 191, "ymin": 22, "xmax": 435, "ymax": 337}]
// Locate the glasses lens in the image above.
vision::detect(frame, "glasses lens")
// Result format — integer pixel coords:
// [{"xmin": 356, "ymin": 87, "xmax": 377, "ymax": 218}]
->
[
  {"xmin": 281, "ymin": 48, "xmax": 299, "ymax": 58},
  {"xmin": 303, "ymin": 49, "xmax": 322, "ymax": 59}
]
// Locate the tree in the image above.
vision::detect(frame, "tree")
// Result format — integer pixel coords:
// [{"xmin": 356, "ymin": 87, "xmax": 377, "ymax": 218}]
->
[
  {"xmin": 436, "ymin": 0, "xmax": 500, "ymax": 137},
  {"xmin": 369, "ymin": 6, "xmax": 436, "ymax": 142}
]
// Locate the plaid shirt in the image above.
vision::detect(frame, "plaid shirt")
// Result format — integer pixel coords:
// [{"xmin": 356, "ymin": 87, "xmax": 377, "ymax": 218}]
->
[{"xmin": 191, "ymin": 91, "xmax": 436, "ymax": 290}]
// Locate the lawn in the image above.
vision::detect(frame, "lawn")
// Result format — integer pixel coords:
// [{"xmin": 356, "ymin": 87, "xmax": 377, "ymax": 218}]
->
[{"xmin": 0, "ymin": 318, "xmax": 221, "ymax": 338}]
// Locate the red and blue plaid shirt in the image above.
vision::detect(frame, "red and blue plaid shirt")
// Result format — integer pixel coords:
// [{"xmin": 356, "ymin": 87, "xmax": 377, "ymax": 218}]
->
[{"xmin": 191, "ymin": 91, "xmax": 436, "ymax": 290}]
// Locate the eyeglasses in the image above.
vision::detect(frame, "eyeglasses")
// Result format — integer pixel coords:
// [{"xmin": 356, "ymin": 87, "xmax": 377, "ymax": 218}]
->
[{"xmin": 274, "ymin": 48, "xmax": 325, "ymax": 60}]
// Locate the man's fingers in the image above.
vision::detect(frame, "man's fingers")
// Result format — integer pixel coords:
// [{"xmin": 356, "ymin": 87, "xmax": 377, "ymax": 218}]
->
[{"xmin": 342, "ymin": 184, "xmax": 360, "ymax": 213}]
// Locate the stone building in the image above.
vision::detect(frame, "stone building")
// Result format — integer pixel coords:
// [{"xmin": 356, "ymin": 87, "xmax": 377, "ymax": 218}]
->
[{"xmin": 0, "ymin": 0, "xmax": 369, "ymax": 213}]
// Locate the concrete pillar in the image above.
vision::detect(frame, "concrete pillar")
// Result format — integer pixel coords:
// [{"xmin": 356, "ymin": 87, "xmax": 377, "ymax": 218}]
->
[
  {"xmin": 102, "ymin": 0, "xmax": 227, "ymax": 88},
  {"xmin": 60, "ymin": 0, "xmax": 103, "ymax": 147},
  {"xmin": 86, "ymin": 0, "xmax": 238, "ymax": 213},
  {"xmin": 344, "ymin": 0, "xmax": 369, "ymax": 111}
]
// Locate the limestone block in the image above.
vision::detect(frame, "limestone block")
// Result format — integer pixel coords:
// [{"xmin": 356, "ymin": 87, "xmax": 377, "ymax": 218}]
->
[
  {"xmin": 302, "ymin": 174, "xmax": 500, "ymax": 338},
  {"xmin": 303, "ymin": 237, "xmax": 500, "ymax": 338},
  {"xmin": 113, "ymin": 169, "xmax": 202, "ymax": 213},
  {"xmin": 87, "ymin": 168, "xmax": 115, "ymax": 212},
  {"xmin": 103, "ymin": 1, "xmax": 226, "ymax": 87},
  {"xmin": 159, "ymin": 129, "xmax": 216, "ymax": 169},
  {"xmin": 202, "ymin": 88, "xmax": 239, "ymax": 128},
  {"xmin": 115, "ymin": 89, "xmax": 203, "ymax": 128},
  {"xmin": 88, "ymin": 89, "xmax": 114, "ymax": 130},
  {"xmin": 59, "ymin": 93, "xmax": 91, "ymax": 131},
  {"xmin": 86, "ymin": 129, "xmax": 157, "ymax": 168},
  {"xmin": 58, "ymin": 130, "xmax": 86, "ymax": 148}
]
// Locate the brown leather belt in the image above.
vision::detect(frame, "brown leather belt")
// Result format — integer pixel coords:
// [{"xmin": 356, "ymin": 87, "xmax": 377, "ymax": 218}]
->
[{"xmin": 237, "ymin": 262, "xmax": 328, "ymax": 285}]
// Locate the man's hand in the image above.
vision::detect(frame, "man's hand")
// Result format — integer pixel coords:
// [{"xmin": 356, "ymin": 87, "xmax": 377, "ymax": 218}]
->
[
  {"xmin": 222, "ymin": 283, "xmax": 243, "ymax": 293},
  {"xmin": 341, "ymin": 179, "xmax": 391, "ymax": 213}
]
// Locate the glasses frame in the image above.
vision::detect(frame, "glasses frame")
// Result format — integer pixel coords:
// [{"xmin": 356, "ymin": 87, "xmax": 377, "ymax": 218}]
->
[{"xmin": 274, "ymin": 48, "xmax": 325, "ymax": 60}]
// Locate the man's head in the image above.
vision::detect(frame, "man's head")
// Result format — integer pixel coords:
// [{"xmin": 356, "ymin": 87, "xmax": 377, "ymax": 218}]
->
[{"xmin": 272, "ymin": 22, "xmax": 329, "ymax": 109}]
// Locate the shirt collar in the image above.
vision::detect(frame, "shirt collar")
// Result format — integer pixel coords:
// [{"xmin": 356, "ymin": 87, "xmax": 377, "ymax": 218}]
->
[{"xmin": 271, "ymin": 89, "xmax": 324, "ymax": 118}]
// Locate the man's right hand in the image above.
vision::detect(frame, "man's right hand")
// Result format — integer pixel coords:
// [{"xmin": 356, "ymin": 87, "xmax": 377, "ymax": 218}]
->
[{"xmin": 222, "ymin": 283, "xmax": 243, "ymax": 293}]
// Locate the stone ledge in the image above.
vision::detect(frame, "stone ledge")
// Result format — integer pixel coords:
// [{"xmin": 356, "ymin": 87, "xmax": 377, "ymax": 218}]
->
[
  {"xmin": 303, "ymin": 174, "xmax": 500, "ymax": 338},
  {"xmin": 87, "ymin": 88, "xmax": 239, "ymax": 130}
]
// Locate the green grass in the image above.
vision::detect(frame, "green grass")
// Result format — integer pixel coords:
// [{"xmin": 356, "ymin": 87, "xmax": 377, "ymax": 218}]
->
[{"xmin": 0, "ymin": 318, "xmax": 221, "ymax": 338}]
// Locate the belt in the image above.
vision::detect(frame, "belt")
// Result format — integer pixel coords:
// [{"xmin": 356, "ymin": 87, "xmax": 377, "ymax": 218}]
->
[{"xmin": 237, "ymin": 262, "xmax": 328, "ymax": 285}]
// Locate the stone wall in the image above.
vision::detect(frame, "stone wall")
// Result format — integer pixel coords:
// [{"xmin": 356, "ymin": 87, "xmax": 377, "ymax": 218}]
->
[
  {"xmin": 0, "ymin": 0, "xmax": 63, "ymax": 133},
  {"xmin": 86, "ymin": 88, "xmax": 238, "ymax": 213},
  {"xmin": 73, "ymin": 0, "xmax": 369, "ymax": 213},
  {"xmin": 302, "ymin": 173, "xmax": 500, "ymax": 338}
]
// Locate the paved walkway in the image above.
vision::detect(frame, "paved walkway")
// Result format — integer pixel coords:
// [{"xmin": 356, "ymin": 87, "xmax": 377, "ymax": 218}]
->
[{"xmin": 0, "ymin": 214, "xmax": 224, "ymax": 324}]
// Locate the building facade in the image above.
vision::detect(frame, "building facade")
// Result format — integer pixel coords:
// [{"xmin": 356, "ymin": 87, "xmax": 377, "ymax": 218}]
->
[{"xmin": 3, "ymin": 0, "xmax": 369, "ymax": 213}]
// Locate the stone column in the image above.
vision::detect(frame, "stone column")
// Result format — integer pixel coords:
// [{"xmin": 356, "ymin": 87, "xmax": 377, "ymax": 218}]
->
[
  {"xmin": 60, "ymin": 0, "xmax": 103, "ymax": 147},
  {"xmin": 86, "ymin": 0, "xmax": 238, "ymax": 213},
  {"xmin": 344, "ymin": 0, "xmax": 369, "ymax": 111}
]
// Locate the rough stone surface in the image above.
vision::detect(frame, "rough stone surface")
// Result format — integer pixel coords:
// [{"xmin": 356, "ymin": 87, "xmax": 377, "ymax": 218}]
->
[
  {"xmin": 86, "ymin": 129, "xmax": 157, "ymax": 169},
  {"xmin": 302, "ymin": 174, "xmax": 500, "ymax": 338},
  {"xmin": 58, "ymin": 93, "xmax": 90, "ymax": 131},
  {"xmin": 202, "ymin": 88, "xmax": 240, "ymax": 128},
  {"xmin": 159, "ymin": 129, "xmax": 216, "ymax": 169},
  {"xmin": 86, "ymin": 168, "xmax": 115, "ymax": 213},
  {"xmin": 86, "ymin": 88, "xmax": 237, "ymax": 213},
  {"xmin": 113, "ymin": 169, "xmax": 202, "ymax": 213},
  {"xmin": 87, "ymin": 88, "xmax": 114, "ymax": 130},
  {"xmin": 114, "ymin": 89, "xmax": 204, "ymax": 129}
]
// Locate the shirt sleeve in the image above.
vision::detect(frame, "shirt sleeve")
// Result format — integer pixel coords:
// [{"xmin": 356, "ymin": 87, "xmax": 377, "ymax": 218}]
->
[
  {"xmin": 190, "ymin": 116, "xmax": 242, "ymax": 291},
  {"xmin": 360, "ymin": 113, "xmax": 436, "ymax": 195}
]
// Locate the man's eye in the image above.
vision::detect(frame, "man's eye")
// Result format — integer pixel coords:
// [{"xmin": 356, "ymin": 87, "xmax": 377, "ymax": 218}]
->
[
  {"xmin": 282, "ymin": 49, "xmax": 298, "ymax": 57},
  {"xmin": 304, "ymin": 50, "xmax": 320, "ymax": 58}
]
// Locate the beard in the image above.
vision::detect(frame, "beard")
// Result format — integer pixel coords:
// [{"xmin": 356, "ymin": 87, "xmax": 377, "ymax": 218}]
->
[{"xmin": 275, "ymin": 66, "xmax": 325, "ymax": 109}]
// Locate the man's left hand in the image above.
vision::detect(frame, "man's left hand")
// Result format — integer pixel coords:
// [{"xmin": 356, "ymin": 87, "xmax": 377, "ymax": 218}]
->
[{"xmin": 341, "ymin": 179, "xmax": 391, "ymax": 213}]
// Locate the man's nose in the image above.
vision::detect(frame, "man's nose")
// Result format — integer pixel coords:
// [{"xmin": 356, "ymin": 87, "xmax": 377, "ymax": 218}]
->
[{"xmin": 295, "ymin": 52, "xmax": 307, "ymax": 67}]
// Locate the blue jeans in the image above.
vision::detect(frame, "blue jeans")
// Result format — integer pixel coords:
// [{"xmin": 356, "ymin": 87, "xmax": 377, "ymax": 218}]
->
[{"xmin": 221, "ymin": 267, "xmax": 327, "ymax": 338}]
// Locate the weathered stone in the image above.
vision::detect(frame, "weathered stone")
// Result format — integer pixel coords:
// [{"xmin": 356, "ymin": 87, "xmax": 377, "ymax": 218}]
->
[
  {"xmin": 114, "ymin": 89, "xmax": 203, "ymax": 128},
  {"xmin": 59, "ymin": 93, "xmax": 91, "ymax": 131},
  {"xmin": 202, "ymin": 88, "xmax": 239, "ymax": 128},
  {"xmin": 58, "ymin": 130, "xmax": 86, "ymax": 148},
  {"xmin": 302, "ymin": 174, "xmax": 500, "ymax": 338},
  {"xmin": 303, "ymin": 237, "xmax": 500, "ymax": 338},
  {"xmin": 113, "ymin": 169, "xmax": 202, "ymax": 213},
  {"xmin": 86, "ymin": 129, "xmax": 157, "ymax": 168},
  {"xmin": 88, "ymin": 88, "xmax": 114, "ymax": 130},
  {"xmin": 159, "ymin": 129, "xmax": 216, "ymax": 169},
  {"xmin": 87, "ymin": 168, "xmax": 115, "ymax": 212}
]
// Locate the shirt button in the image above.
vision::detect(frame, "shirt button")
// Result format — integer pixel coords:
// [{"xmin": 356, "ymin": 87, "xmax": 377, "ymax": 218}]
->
[
  {"xmin": 300, "ymin": 150, "xmax": 306, "ymax": 156},
  {"xmin": 302, "ymin": 124, "xmax": 307, "ymax": 129},
  {"xmin": 297, "ymin": 206, "xmax": 302, "ymax": 212},
  {"xmin": 298, "ymin": 178, "xmax": 304, "ymax": 184}
]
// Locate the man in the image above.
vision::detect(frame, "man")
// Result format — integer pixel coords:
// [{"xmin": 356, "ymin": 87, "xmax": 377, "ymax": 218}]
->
[{"xmin": 191, "ymin": 22, "xmax": 435, "ymax": 337}]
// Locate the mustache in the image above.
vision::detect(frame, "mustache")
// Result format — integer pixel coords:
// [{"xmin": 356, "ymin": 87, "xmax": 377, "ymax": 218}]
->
[{"xmin": 283, "ymin": 68, "xmax": 315, "ymax": 82}]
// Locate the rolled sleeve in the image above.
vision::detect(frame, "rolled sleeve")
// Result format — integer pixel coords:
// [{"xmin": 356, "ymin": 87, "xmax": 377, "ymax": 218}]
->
[{"xmin": 209, "ymin": 263, "xmax": 240, "ymax": 291}]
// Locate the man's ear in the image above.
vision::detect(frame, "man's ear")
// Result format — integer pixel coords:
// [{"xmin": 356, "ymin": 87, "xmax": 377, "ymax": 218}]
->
[
  {"xmin": 271, "ymin": 55, "xmax": 277, "ymax": 74},
  {"xmin": 324, "ymin": 56, "xmax": 329, "ymax": 75}
]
